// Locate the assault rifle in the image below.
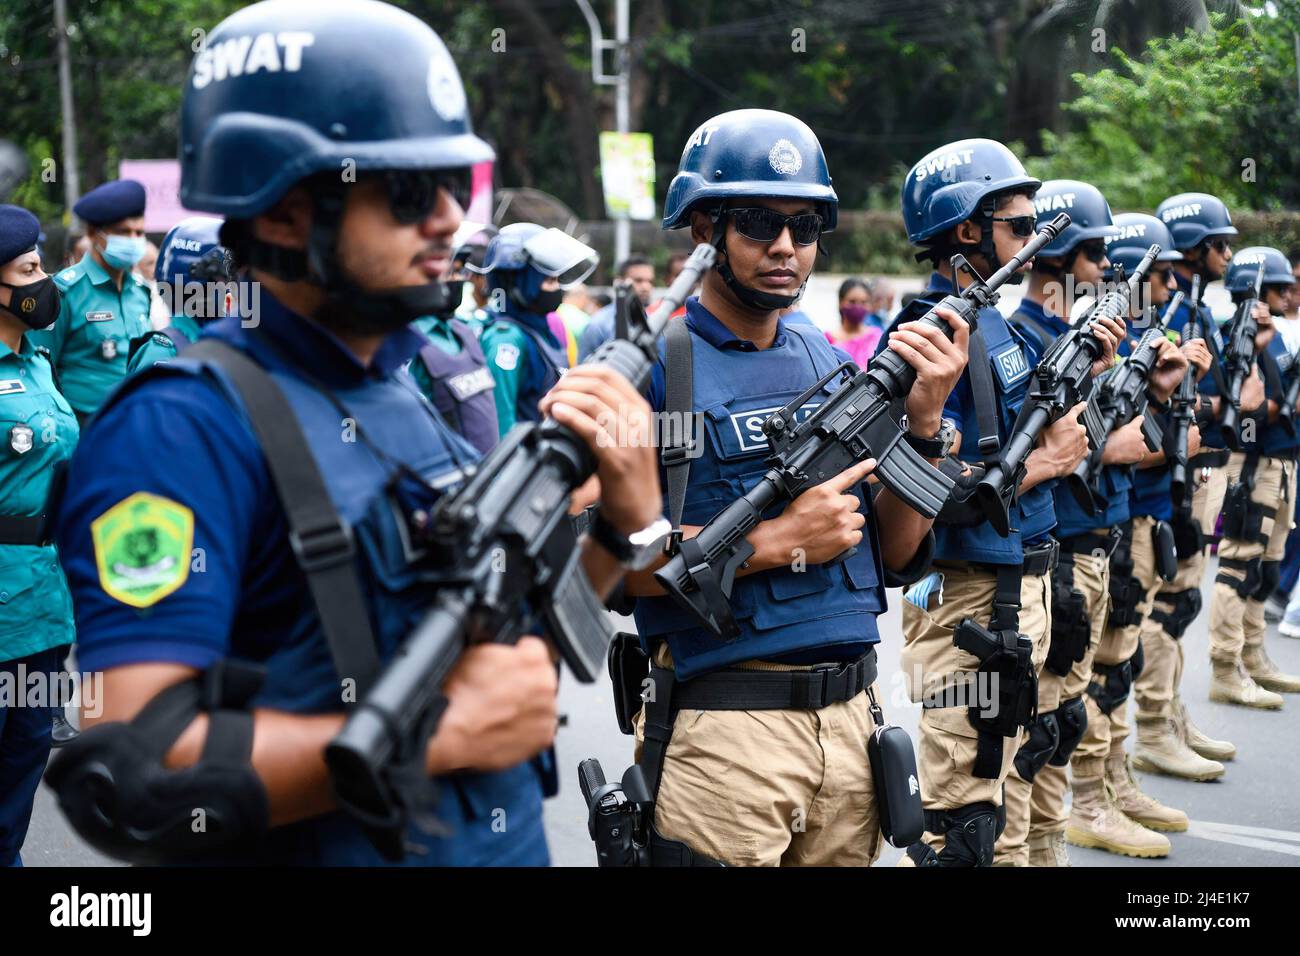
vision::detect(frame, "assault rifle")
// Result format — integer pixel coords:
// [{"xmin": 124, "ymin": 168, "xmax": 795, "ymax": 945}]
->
[
  {"xmin": 970, "ymin": 244, "xmax": 1160, "ymax": 535},
  {"xmin": 1220, "ymin": 261, "xmax": 1266, "ymax": 450},
  {"xmin": 1070, "ymin": 290, "xmax": 1181, "ymax": 513},
  {"xmin": 1168, "ymin": 275, "xmax": 1202, "ymax": 505}
]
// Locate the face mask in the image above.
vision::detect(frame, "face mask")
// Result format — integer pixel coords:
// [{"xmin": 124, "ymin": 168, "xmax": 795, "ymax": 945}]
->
[
  {"xmin": 99, "ymin": 235, "xmax": 147, "ymax": 270},
  {"xmin": 1, "ymin": 276, "xmax": 62, "ymax": 330},
  {"xmin": 530, "ymin": 288, "xmax": 564, "ymax": 315},
  {"xmin": 840, "ymin": 304, "xmax": 869, "ymax": 325}
]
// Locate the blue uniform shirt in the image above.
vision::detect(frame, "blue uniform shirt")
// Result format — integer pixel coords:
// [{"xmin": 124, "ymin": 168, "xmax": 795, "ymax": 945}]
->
[{"xmin": 53, "ymin": 293, "xmax": 549, "ymax": 866}]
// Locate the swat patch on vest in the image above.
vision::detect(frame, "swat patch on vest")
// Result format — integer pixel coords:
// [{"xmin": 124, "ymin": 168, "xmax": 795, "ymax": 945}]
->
[
  {"xmin": 447, "ymin": 366, "xmax": 494, "ymax": 401},
  {"xmin": 0, "ymin": 379, "xmax": 26, "ymax": 396},
  {"xmin": 494, "ymin": 342, "xmax": 520, "ymax": 371},
  {"xmin": 991, "ymin": 343, "xmax": 1030, "ymax": 390},
  {"xmin": 91, "ymin": 492, "xmax": 194, "ymax": 608},
  {"xmin": 85, "ymin": 311, "xmax": 114, "ymax": 323},
  {"xmin": 728, "ymin": 401, "xmax": 821, "ymax": 454}
]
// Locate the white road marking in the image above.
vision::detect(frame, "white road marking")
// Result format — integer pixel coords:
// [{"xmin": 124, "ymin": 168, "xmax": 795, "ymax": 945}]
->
[{"xmin": 1186, "ymin": 820, "xmax": 1300, "ymax": 857}]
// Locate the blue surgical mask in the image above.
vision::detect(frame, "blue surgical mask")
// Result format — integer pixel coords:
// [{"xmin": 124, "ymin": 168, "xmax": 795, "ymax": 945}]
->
[{"xmin": 99, "ymin": 235, "xmax": 147, "ymax": 270}]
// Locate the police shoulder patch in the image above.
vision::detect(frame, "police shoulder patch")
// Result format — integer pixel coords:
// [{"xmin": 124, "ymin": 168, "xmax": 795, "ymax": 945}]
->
[
  {"xmin": 90, "ymin": 492, "xmax": 194, "ymax": 608},
  {"xmin": 494, "ymin": 342, "xmax": 520, "ymax": 371}
]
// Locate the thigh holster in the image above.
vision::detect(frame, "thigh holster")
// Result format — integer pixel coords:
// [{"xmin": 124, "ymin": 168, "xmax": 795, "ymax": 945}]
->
[
  {"xmin": 1107, "ymin": 523, "xmax": 1143, "ymax": 629},
  {"xmin": 1046, "ymin": 551, "xmax": 1093, "ymax": 678}
]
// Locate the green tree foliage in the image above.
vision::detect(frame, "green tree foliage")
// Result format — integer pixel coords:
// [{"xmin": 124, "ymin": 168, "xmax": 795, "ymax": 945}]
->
[{"xmin": 1024, "ymin": 8, "xmax": 1300, "ymax": 210}]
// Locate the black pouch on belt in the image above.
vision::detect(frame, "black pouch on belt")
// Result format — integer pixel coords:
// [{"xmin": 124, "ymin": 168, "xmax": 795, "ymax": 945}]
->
[
  {"xmin": 1151, "ymin": 520, "xmax": 1178, "ymax": 583},
  {"xmin": 865, "ymin": 688, "xmax": 924, "ymax": 848},
  {"xmin": 608, "ymin": 632, "xmax": 651, "ymax": 736},
  {"xmin": 1170, "ymin": 512, "xmax": 1203, "ymax": 561}
]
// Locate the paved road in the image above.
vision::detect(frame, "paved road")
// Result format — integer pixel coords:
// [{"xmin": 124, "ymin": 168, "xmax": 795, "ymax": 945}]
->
[{"xmin": 22, "ymin": 557, "xmax": 1299, "ymax": 868}]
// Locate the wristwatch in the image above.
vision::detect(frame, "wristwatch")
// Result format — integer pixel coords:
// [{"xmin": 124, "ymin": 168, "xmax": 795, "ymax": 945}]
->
[
  {"xmin": 900, "ymin": 415, "xmax": 956, "ymax": 459},
  {"xmin": 588, "ymin": 510, "xmax": 672, "ymax": 570}
]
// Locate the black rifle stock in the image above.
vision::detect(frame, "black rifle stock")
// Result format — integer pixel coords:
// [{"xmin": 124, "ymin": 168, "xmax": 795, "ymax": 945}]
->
[
  {"xmin": 1069, "ymin": 292, "xmax": 1180, "ymax": 513},
  {"xmin": 975, "ymin": 244, "xmax": 1161, "ymax": 535},
  {"xmin": 1220, "ymin": 261, "xmax": 1266, "ymax": 449},
  {"xmin": 1168, "ymin": 275, "xmax": 1202, "ymax": 504},
  {"xmin": 323, "ymin": 244, "xmax": 718, "ymax": 859},
  {"xmin": 653, "ymin": 213, "xmax": 1073, "ymax": 638}
]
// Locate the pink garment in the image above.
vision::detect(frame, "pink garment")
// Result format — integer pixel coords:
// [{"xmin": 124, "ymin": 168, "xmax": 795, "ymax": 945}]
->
[{"xmin": 827, "ymin": 326, "xmax": 883, "ymax": 368}]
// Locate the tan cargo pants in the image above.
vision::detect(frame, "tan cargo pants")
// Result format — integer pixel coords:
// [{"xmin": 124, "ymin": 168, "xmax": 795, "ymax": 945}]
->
[
  {"xmin": 1025, "ymin": 549, "xmax": 1110, "ymax": 845},
  {"xmin": 1073, "ymin": 516, "xmax": 1162, "ymax": 781},
  {"xmin": 1206, "ymin": 454, "xmax": 1294, "ymax": 668},
  {"xmin": 1136, "ymin": 464, "xmax": 1228, "ymax": 718},
  {"xmin": 633, "ymin": 645, "xmax": 882, "ymax": 867},
  {"xmin": 900, "ymin": 563, "xmax": 1050, "ymax": 860}
]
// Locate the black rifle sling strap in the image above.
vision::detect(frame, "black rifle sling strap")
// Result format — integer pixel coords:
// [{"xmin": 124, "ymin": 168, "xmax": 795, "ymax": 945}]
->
[
  {"xmin": 662, "ymin": 318, "xmax": 694, "ymax": 546},
  {"xmin": 186, "ymin": 339, "xmax": 381, "ymax": 699},
  {"xmin": 1259, "ymin": 349, "xmax": 1285, "ymax": 408},
  {"xmin": 965, "ymin": 328, "xmax": 1002, "ymax": 460}
]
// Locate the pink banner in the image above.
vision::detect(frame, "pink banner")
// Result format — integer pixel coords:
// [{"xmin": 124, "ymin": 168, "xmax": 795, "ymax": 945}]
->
[
  {"xmin": 467, "ymin": 161, "xmax": 493, "ymax": 225},
  {"xmin": 118, "ymin": 159, "xmax": 204, "ymax": 234}
]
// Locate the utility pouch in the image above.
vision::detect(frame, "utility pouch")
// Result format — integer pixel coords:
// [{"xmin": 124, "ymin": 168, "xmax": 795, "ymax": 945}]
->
[
  {"xmin": 866, "ymin": 689, "xmax": 924, "ymax": 848},
  {"xmin": 608, "ymin": 632, "xmax": 651, "ymax": 736}
]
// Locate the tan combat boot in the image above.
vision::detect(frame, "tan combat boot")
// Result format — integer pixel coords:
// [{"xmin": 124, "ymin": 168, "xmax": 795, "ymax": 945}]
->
[
  {"xmin": 1172, "ymin": 695, "xmax": 1236, "ymax": 762},
  {"xmin": 1132, "ymin": 715, "xmax": 1225, "ymax": 781},
  {"xmin": 1210, "ymin": 659, "xmax": 1284, "ymax": 710},
  {"xmin": 1106, "ymin": 752, "xmax": 1189, "ymax": 832},
  {"xmin": 1029, "ymin": 831, "xmax": 1070, "ymax": 867},
  {"xmin": 1066, "ymin": 778, "xmax": 1170, "ymax": 859},
  {"xmin": 1243, "ymin": 646, "xmax": 1300, "ymax": 694}
]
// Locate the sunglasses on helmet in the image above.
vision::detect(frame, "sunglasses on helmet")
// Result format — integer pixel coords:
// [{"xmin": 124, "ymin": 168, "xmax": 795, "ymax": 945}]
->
[
  {"xmin": 382, "ymin": 168, "xmax": 473, "ymax": 224},
  {"xmin": 726, "ymin": 207, "xmax": 824, "ymax": 246},
  {"xmin": 990, "ymin": 215, "xmax": 1038, "ymax": 239}
]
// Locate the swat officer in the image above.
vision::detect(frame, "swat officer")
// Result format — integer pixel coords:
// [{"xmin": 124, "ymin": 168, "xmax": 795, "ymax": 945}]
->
[
  {"xmin": 45, "ymin": 0, "xmax": 659, "ymax": 866},
  {"xmin": 1205, "ymin": 246, "xmax": 1300, "ymax": 708},
  {"xmin": 1006, "ymin": 185, "xmax": 1187, "ymax": 864},
  {"xmin": 1064, "ymin": 212, "xmax": 1203, "ymax": 859},
  {"xmin": 1143, "ymin": 193, "xmax": 1270, "ymax": 738},
  {"xmin": 473, "ymin": 223, "xmax": 597, "ymax": 435},
  {"xmin": 617, "ymin": 109, "xmax": 966, "ymax": 866},
  {"xmin": 30, "ymin": 179, "xmax": 152, "ymax": 424},
  {"xmin": 884, "ymin": 141, "xmax": 1120, "ymax": 867},
  {"xmin": 0, "ymin": 204, "xmax": 79, "ymax": 865},
  {"xmin": 126, "ymin": 216, "xmax": 237, "ymax": 373}
]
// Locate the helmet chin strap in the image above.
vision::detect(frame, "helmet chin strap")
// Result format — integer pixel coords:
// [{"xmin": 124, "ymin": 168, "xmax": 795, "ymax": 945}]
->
[{"xmin": 710, "ymin": 209, "xmax": 804, "ymax": 312}]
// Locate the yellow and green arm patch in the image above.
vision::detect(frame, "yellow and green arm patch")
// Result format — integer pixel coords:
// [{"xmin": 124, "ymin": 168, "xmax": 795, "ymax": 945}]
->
[{"xmin": 90, "ymin": 492, "xmax": 194, "ymax": 608}]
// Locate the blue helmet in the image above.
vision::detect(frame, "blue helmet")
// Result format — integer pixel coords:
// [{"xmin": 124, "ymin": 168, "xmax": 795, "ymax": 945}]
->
[
  {"xmin": 901, "ymin": 138, "xmax": 1039, "ymax": 245},
  {"xmin": 155, "ymin": 216, "xmax": 228, "ymax": 287},
  {"xmin": 662, "ymin": 109, "xmax": 838, "ymax": 232},
  {"xmin": 1032, "ymin": 180, "xmax": 1113, "ymax": 258},
  {"xmin": 1224, "ymin": 246, "xmax": 1295, "ymax": 296},
  {"xmin": 180, "ymin": 0, "xmax": 494, "ymax": 218},
  {"xmin": 1104, "ymin": 213, "xmax": 1182, "ymax": 277},
  {"xmin": 1155, "ymin": 192, "xmax": 1237, "ymax": 251},
  {"xmin": 474, "ymin": 223, "xmax": 597, "ymax": 315}
]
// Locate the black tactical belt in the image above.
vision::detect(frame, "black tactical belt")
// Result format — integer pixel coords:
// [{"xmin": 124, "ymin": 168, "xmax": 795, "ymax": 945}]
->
[
  {"xmin": 1058, "ymin": 527, "xmax": 1123, "ymax": 561},
  {"xmin": 667, "ymin": 648, "xmax": 878, "ymax": 711},
  {"xmin": 1190, "ymin": 449, "xmax": 1229, "ymax": 469},
  {"xmin": 0, "ymin": 515, "xmax": 48, "ymax": 546},
  {"xmin": 970, "ymin": 538, "xmax": 1059, "ymax": 577}
]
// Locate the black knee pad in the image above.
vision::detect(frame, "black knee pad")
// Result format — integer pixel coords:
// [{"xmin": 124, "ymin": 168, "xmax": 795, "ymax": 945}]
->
[
  {"xmin": 1255, "ymin": 560, "xmax": 1281, "ymax": 602},
  {"xmin": 1217, "ymin": 557, "xmax": 1262, "ymax": 600},
  {"xmin": 1150, "ymin": 587, "xmax": 1203, "ymax": 639},
  {"xmin": 1013, "ymin": 711, "xmax": 1061, "ymax": 783},
  {"xmin": 936, "ymin": 803, "xmax": 1003, "ymax": 868},
  {"xmin": 1049, "ymin": 696, "xmax": 1088, "ymax": 766},
  {"xmin": 1087, "ymin": 658, "xmax": 1134, "ymax": 715}
]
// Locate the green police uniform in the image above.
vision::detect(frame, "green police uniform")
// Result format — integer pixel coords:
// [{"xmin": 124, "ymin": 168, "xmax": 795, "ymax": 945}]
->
[
  {"xmin": 125, "ymin": 313, "xmax": 203, "ymax": 375},
  {"xmin": 30, "ymin": 253, "xmax": 152, "ymax": 418},
  {"xmin": 0, "ymin": 337, "xmax": 78, "ymax": 662}
]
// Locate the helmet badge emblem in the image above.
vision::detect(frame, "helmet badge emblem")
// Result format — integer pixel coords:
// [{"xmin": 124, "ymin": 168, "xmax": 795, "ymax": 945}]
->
[
  {"xmin": 427, "ymin": 45, "xmax": 467, "ymax": 122},
  {"xmin": 768, "ymin": 139, "xmax": 803, "ymax": 176}
]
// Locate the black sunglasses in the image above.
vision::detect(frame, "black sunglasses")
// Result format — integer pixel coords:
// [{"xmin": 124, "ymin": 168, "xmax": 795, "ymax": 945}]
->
[
  {"xmin": 1076, "ymin": 240, "xmax": 1108, "ymax": 265},
  {"xmin": 1148, "ymin": 265, "xmax": 1173, "ymax": 284},
  {"xmin": 382, "ymin": 168, "xmax": 473, "ymax": 224},
  {"xmin": 1207, "ymin": 237, "xmax": 1231, "ymax": 254},
  {"xmin": 991, "ymin": 215, "xmax": 1038, "ymax": 239},
  {"xmin": 727, "ymin": 206, "xmax": 824, "ymax": 246}
]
